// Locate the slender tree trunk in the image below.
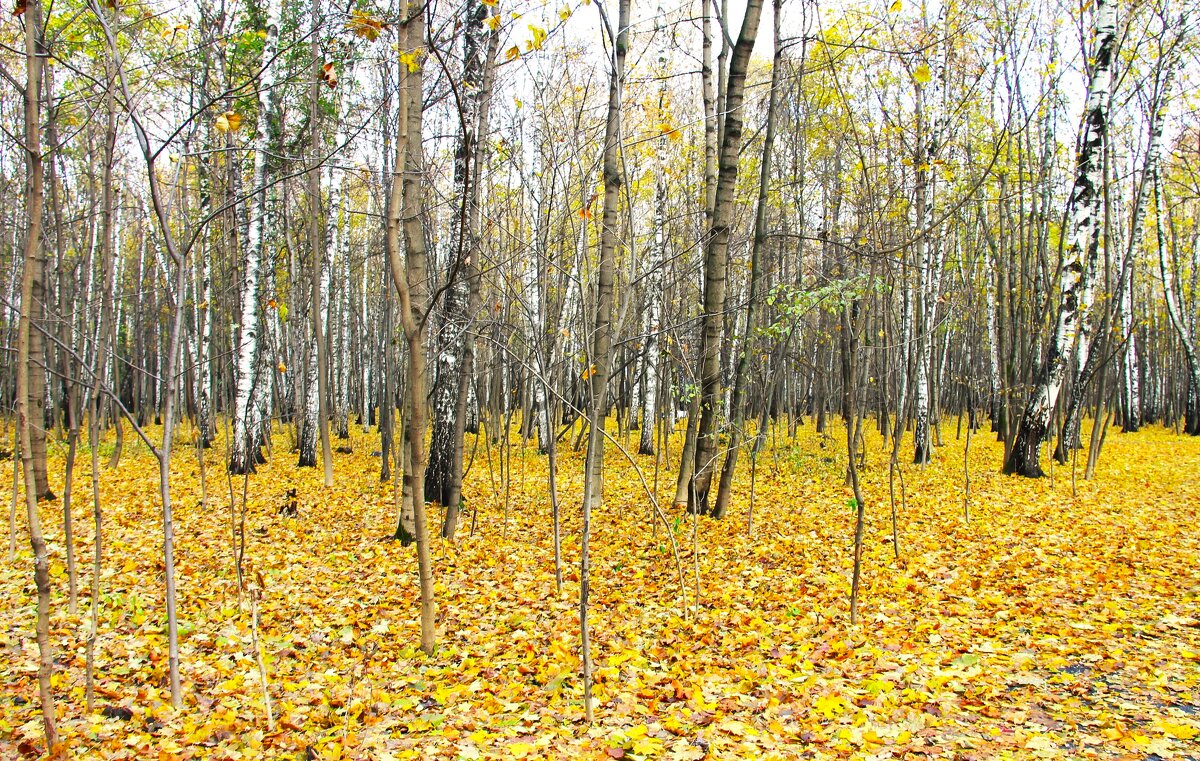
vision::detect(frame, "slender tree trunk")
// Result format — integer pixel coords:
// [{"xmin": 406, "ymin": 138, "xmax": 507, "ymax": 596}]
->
[
  {"xmin": 1158, "ymin": 178, "xmax": 1200, "ymax": 416},
  {"xmin": 911, "ymin": 16, "xmax": 948, "ymax": 464},
  {"xmin": 842, "ymin": 299, "xmax": 866, "ymax": 624},
  {"xmin": 580, "ymin": 0, "xmax": 630, "ymax": 722},
  {"xmin": 1120, "ymin": 261, "xmax": 1140, "ymax": 431},
  {"xmin": 17, "ymin": 0, "xmax": 59, "ymax": 743},
  {"xmin": 92, "ymin": 0, "xmax": 203, "ymax": 705},
  {"xmin": 27, "ymin": 62, "xmax": 52, "ymax": 502},
  {"xmin": 43, "ymin": 61, "xmax": 79, "ymax": 611},
  {"xmin": 85, "ymin": 49, "xmax": 119, "ymax": 711},
  {"xmin": 156, "ymin": 245, "xmax": 188, "ymax": 710},
  {"xmin": 911, "ymin": 82, "xmax": 933, "ymax": 465},
  {"xmin": 672, "ymin": 0, "xmax": 719, "ymax": 509},
  {"xmin": 193, "ymin": 62, "xmax": 216, "ymax": 447},
  {"xmin": 638, "ymin": 94, "xmax": 665, "ymax": 457}
]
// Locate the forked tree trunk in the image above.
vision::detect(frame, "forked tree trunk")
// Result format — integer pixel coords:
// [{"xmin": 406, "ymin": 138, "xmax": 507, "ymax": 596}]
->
[
  {"xmin": 302, "ymin": 1, "xmax": 335, "ymax": 484},
  {"xmin": 1005, "ymin": 0, "xmax": 1116, "ymax": 477},
  {"xmin": 385, "ymin": 6, "xmax": 436, "ymax": 654},
  {"xmin": 432, "ymin": 3, "xmax": 498, "ymax": 538},
  {"xmin": 690, "ymin": 0, "xmax": 766, "ymax": 515},
  {"xmin": 712, "ymin": 0, "xmax": 782, "ymax": 518},
  {"xmin": 1148, "ymin": 27, "xmax": 1198, "ymax": 434},
  {"xmin": 671, "ymin": 0, "xmax": 719, "ymax": 509}
]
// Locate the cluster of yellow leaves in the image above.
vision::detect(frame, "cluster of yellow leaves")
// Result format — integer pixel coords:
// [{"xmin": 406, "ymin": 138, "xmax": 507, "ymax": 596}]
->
[
  {"xmin": 1, "ymin": 422, "xmax": 1199, "ymax": 759},
  {"xmin": 505, "ymin": 21, "xmax": 550, "ymax": 61},
  {"xmin": 656, "ymin": 122, "xmax": 682, "ymax": 141},
  {"xmin": 214, "ymin": 110, "xmax": 243, "ymax": 133},
  {"xmin": 399, "ymin": 50, "xmax": 422, "ymax": 73},
  {"xmin": 347, "ymin": 10, "xmax": 385, "ymax": 41}
]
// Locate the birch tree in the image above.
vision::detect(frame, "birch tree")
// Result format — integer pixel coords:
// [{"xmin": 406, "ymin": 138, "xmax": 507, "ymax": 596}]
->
[
  {"xmin": 230, "ymin": 0, "xmax": 284, "ymax": 474},
  {"xmin": 1153, "ymin": 20, "xmax": 1198, "ymax": 432},
  {"xmin": 1004, "ymin": 0, "xmax": 1117, "ymax": 477},
  {"xmin": 429, "ymin": 0, "xmax": 497, "ymax": 538}
]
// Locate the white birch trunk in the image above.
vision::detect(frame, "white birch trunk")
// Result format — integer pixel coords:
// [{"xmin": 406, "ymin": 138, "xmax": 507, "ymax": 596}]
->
[
  {"xmin": 1152, "ymin": 49, "xmax": 1199, "ymax": 420},
  {"xmin": 1133, "ymin": 27, "xmax": 1189, "ymax": 432},
  {"xmin": 639, "ymin": 85, "xmax": 667, "ymax": 457},
  {"xmin": 911, "ymin": 5, "xmax": 948, "ymax": 464},
  {"xmin": 983, "ymin": 230, "xmax": 1002, "ymax": 429},
  {"xmin": 195, "ymin": 247, "xmax": 213, "ymax": 445},
  {"xmin": 1005, "ymin": 0, "xmax": 1116, "ymax": 476},
  {"xmin": 428, "ymin": 1, "xmax": 493, "ymax": 527},
  {"xmin": 1121, "ymin": 271, "xmax": 1140, "ymax": 429},
  {"xmin": 331, "ymin": 158, "xmax": 350, "ymax": 438},
  {"xmin": 299, "ymin": 325, "xmax": 320, "ymax": 466},
  {"xmin": 230, "ymin": 0, "xmax": 283, "ymax": 473},
  {"xmin": 526, "ymin": 233, "xmax": 553, "ymax": 451}
]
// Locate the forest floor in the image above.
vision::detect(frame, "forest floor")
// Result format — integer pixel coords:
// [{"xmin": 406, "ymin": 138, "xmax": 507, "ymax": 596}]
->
[{"xmin": 2, "ymin": 419, "xmax": 1199, "ymax": 760}]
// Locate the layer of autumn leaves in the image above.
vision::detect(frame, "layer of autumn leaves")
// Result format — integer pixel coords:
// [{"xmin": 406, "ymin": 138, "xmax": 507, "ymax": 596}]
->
[{"xmin": 2, "ymin": 419, "xmax": 1199, "ymax": 759}]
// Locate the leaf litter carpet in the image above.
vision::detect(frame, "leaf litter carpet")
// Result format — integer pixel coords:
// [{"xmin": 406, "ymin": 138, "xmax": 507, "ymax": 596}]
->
[{"xmin": 2, "ymin": 422, "xmax": 1199, "ymax": 759}]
